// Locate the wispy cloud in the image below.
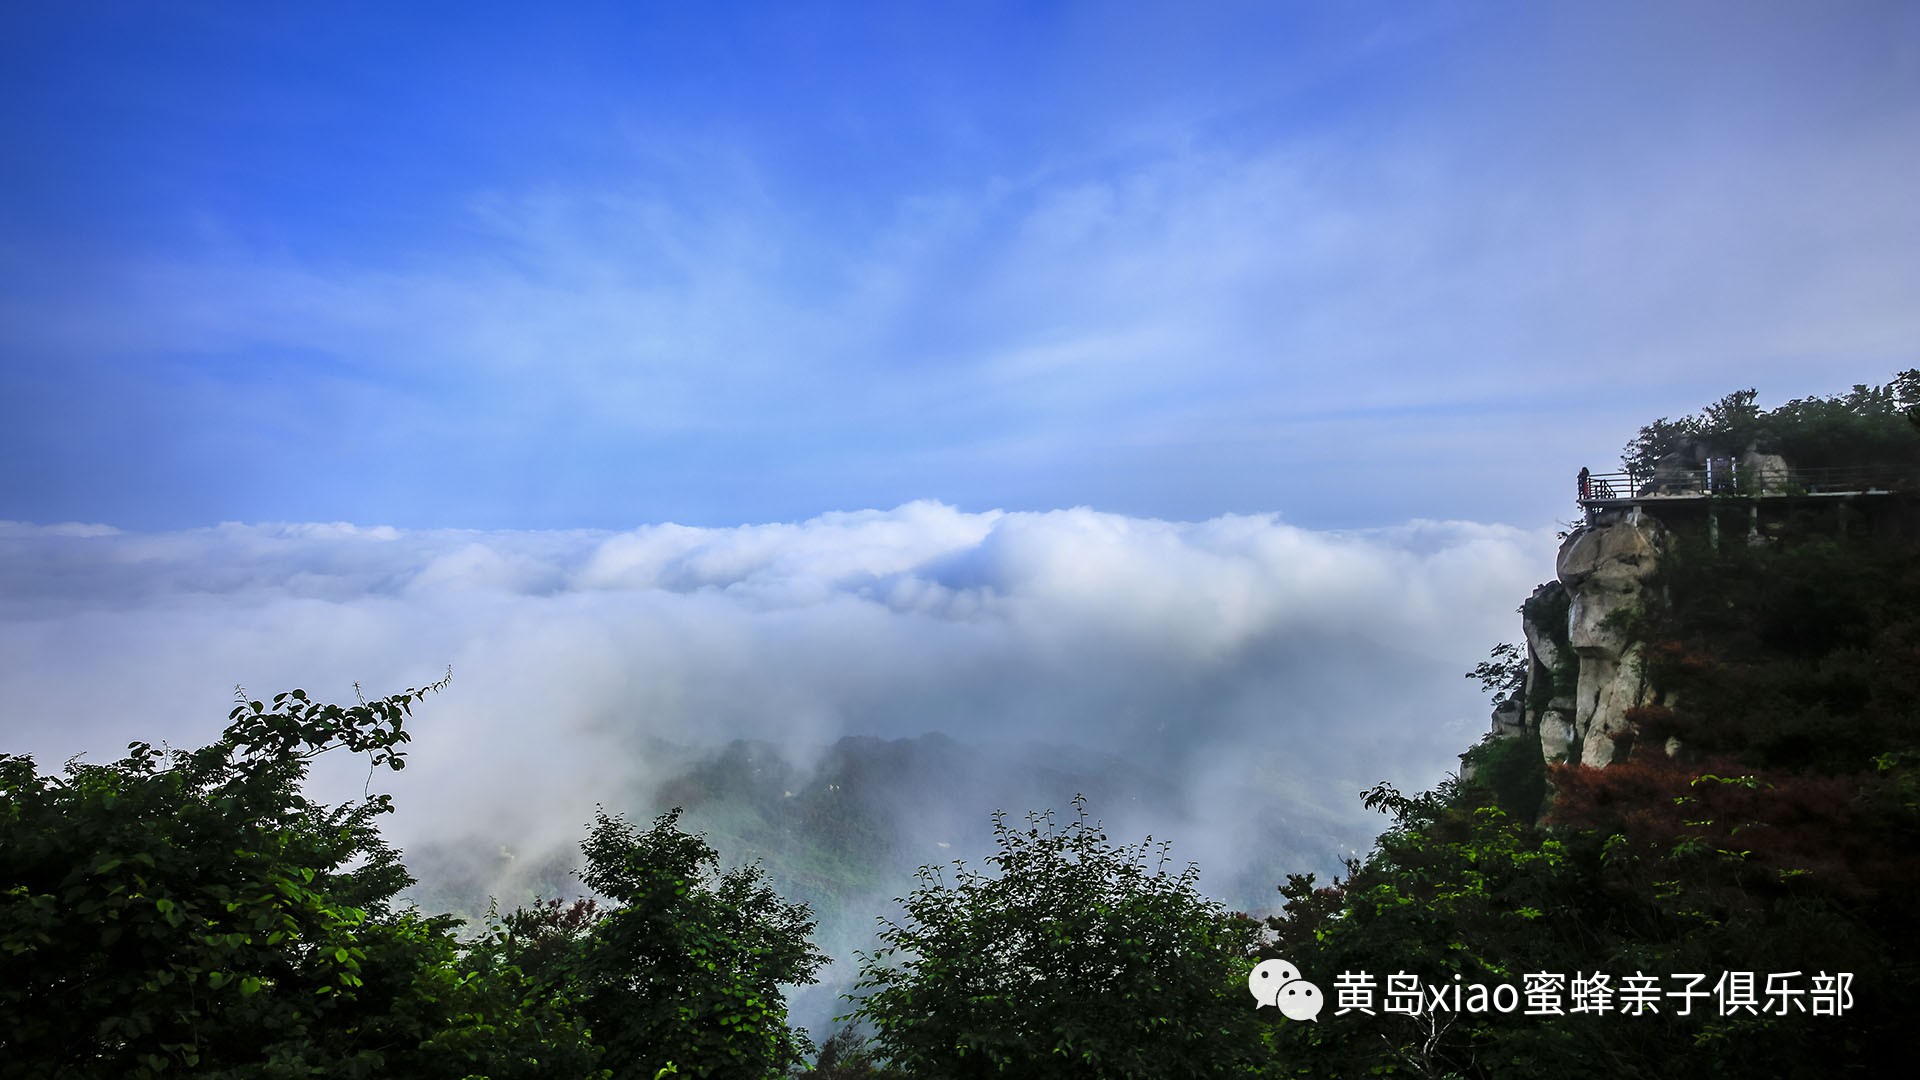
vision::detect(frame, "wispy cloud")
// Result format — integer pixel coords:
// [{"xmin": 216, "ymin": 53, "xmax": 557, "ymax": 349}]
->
[{"xmin": 8, "ymin": 3, "xmax": 1916, "ymax": 529}]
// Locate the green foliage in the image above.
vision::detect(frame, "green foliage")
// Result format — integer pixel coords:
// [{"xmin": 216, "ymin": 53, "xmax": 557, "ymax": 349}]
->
[
  {"xmin": 1267, "ymin": 376, "xmax": 1920, "ymax": 1076},
  {"xmin": 0, "ymin": 676, "xmax": 835, "ymax": 1079},
  {"xmin": 1466, "ymin": 642, "xmax": 1526, "ymax": 706},
  {"xmin": 558, "ymin": 808, "xmax": 829, "ymax": 1080},
  {"xmin": 1461, "ymin": 735, "xmax": 1547, "ymax": 822},
  {"xmin": 0, "ymin": 674, "xmax": 605, "ymax": 1079},
  {"xmin": 799, "ymin": 1026, "xmax": 898, "ymax": 1079},
  {"xmin": 850, "ymin": 796, "xmax": 1270, "ymax": 1078},
  {"xmin": 1268, "ymin": 773, "xmax": 1901, "ymax": 1078},
  {"xmin": 1629, "ymin": 522, "xmax": 1920, "ymax": 772},
  {"xmin": 1621, "ymin": 370, "xmax": 1920, "ymax": 478},
  {"xmin": 1622, "ymin": 415, "xmax": 1701, "ymax": 482},
  {"xmin": 1898, "ymin": 369, "xmax": 1920, "ymax": 430}
]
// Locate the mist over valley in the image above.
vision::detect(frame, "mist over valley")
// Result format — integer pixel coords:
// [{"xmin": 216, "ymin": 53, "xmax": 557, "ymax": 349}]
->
[{"xmin": 0, "ymin": 504, "xmax": 1547, "ymax": 1033}]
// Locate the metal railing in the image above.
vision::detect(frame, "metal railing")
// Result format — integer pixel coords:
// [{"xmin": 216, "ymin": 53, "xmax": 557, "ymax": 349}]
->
[{"xmin": 1579, "ymin": 464, "xmax": 1920, "ymax": 503}]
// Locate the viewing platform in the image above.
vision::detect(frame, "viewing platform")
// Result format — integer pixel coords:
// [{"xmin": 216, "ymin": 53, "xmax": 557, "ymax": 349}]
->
[
  {"xmin": 1577, "ymin": 464, "xmax": 1919, "ymax": 509},
  {"xmin": 1576, "ymin": 463, "xmax": 1920, "ymax": 538}
]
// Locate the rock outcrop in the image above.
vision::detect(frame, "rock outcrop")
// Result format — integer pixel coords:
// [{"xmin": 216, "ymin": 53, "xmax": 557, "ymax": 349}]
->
[
  {"xmin": 1519, "ymin": 581, "xmax": 1578, "ymax": 763},
  {"xmin": 1739, "ymin": 449, "xmax": 1792, "ymax": 494},
  {"xmin": 1476, "ymin": 434, "xmax": 1918, "ymax": 784},
  {"xmin": 1477, "ymin": 506, "xmax": 1666, "ymax": 771},
  {"xmin": 1554, "ymin": 509, "xmax": 1663, "ymax": 765}
]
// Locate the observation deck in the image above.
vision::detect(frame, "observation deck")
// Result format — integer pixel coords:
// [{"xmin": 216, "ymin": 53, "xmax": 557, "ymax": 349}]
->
[{"xmin": 1577, "ymin": 464, "xmax": 1919, "ymax": 509}]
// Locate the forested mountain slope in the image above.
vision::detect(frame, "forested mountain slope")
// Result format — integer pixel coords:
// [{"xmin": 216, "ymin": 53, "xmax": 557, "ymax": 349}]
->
[{"xmin": 1261, "ymin": 373, "xmax": 1920, "ymax": 1078}]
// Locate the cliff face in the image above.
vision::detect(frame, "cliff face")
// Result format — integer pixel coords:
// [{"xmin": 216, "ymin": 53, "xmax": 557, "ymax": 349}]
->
[
  {"xmin": 1491, "ymin": 507, "xmax": 1666, "ymax": 769},
  {"xmin": 1554, "ymin": 509, "xmax": 1664, "ymax": 765},
  {"xmin": 1517, "ymin": 439, "xmax": 1809, "ymax": 763},
  {"xmin": 1486, "ymin": 485, "xmax": 1920, "ymax": 776}
]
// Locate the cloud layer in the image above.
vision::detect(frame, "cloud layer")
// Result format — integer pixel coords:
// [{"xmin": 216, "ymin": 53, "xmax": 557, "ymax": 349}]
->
[{"xmin": 0, "ymin": 504, "xmax": 1551, "ymax": 891}]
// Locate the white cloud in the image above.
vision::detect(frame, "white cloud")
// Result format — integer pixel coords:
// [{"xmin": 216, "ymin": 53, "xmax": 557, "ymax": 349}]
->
[{"xmin": 0, "ymin": 503, "xmax": 1552, "ymax": 898}]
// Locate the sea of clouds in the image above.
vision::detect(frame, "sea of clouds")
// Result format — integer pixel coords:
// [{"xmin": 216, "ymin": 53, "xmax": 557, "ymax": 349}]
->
[{"xmin": 0, "ymin": 502, "xmax": 1554, "ymax": 903}]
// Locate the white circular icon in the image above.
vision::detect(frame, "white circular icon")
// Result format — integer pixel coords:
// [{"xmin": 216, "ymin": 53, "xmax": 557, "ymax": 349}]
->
[
  {"xmin": 1247, "ymin": 958, "xmax": 1302, "ymax": 1008},
  {"xmin": 1277, "ymin": 978, "xmax": 1324, "ymax": 1022}
]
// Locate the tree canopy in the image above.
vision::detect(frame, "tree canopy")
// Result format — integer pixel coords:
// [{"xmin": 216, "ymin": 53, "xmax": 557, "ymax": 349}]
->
[
  {"xmin": 0, "ymin": 674, "xmax": 607, "ymax": 1078},
  {"xmin": 0, "ymin": 678, "xmax": 824, "ymax": 1080},
  {"xmin": 1621, "ymin": 369, "xmax": 1920, "ymax": 478},
  {"xmin": 849, "ymin": 796, "xmax": 1270, "ymax": 1079},
  {"xmin": 561, "ymin": 808, "xmax": 826, "ymax": 1079}
]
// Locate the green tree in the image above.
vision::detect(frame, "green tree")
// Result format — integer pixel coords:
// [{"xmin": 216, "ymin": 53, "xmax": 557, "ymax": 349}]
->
[
  {"xmin": 1466, "ymin": 642, "xmax": 1526, "ymax": 706},
  {"xmin": 1620, "ymin": 370, "xmax": 1920, "ymax": 478},
  {"xmin": 537, "ymin": 808, "xmax": 829, "ymax": 1080},
  {"xmin": 1266, "ymin": 380, "xmax": 1920, "ymax": 1076},
  {"xmin": 797, "ymin": 1025, "xmax": 896, "ymax": 1079},
  {"xmin": 1621, "ymin": 415, "xmax": 1701, "ymax": 482},
  {"xmin": 0, "ymin": 675, "xmax": 604, "ymax": 1079},
  {"xmin": 849, "ymin": 796, "xmax": 1270, "ymax": 1079},
  {"xmin": 1268, "ymin": 769, "xmax": 1903, "ymax": 1078}
]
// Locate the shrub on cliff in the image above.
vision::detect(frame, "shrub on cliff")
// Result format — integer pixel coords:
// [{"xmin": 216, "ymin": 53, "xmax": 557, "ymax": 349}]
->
[{"xmin": 1461, "ymin": 733, "xmax": 1546, "ymax": 821}]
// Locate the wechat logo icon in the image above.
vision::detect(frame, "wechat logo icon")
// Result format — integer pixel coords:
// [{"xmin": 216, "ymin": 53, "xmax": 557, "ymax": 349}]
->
[{"xmin": 1249, "ymin": 958, "xmax": 1324, "ymax": 1022}]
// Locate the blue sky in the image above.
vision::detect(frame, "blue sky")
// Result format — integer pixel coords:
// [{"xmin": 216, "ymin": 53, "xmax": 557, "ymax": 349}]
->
[{"xmin": 6, "ymin": 1, "xmax": 1915, "ymax": 531}]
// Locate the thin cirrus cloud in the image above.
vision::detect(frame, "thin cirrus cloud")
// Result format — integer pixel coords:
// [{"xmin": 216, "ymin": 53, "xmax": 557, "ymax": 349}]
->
[
  {"xmin": 3, "ymin": 4, "xmax": 1917, "ymax": 531},
  {"xmin": 0, "ymin": 503, "xmax": 1551, "ymax": 886},
  {"xmin": 24, "ymin": 123, "xmax": 1912, "ymax": 536}
]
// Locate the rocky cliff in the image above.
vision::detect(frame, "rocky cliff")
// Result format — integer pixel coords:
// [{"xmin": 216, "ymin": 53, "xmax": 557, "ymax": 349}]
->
[
  {"xmin": 1484, "ymin": 505, "xmax": 1667, "ymax": 771},
  {"xmin": 1484, "ymin": 441, "xmax": 1919, "ymax": 774}
]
